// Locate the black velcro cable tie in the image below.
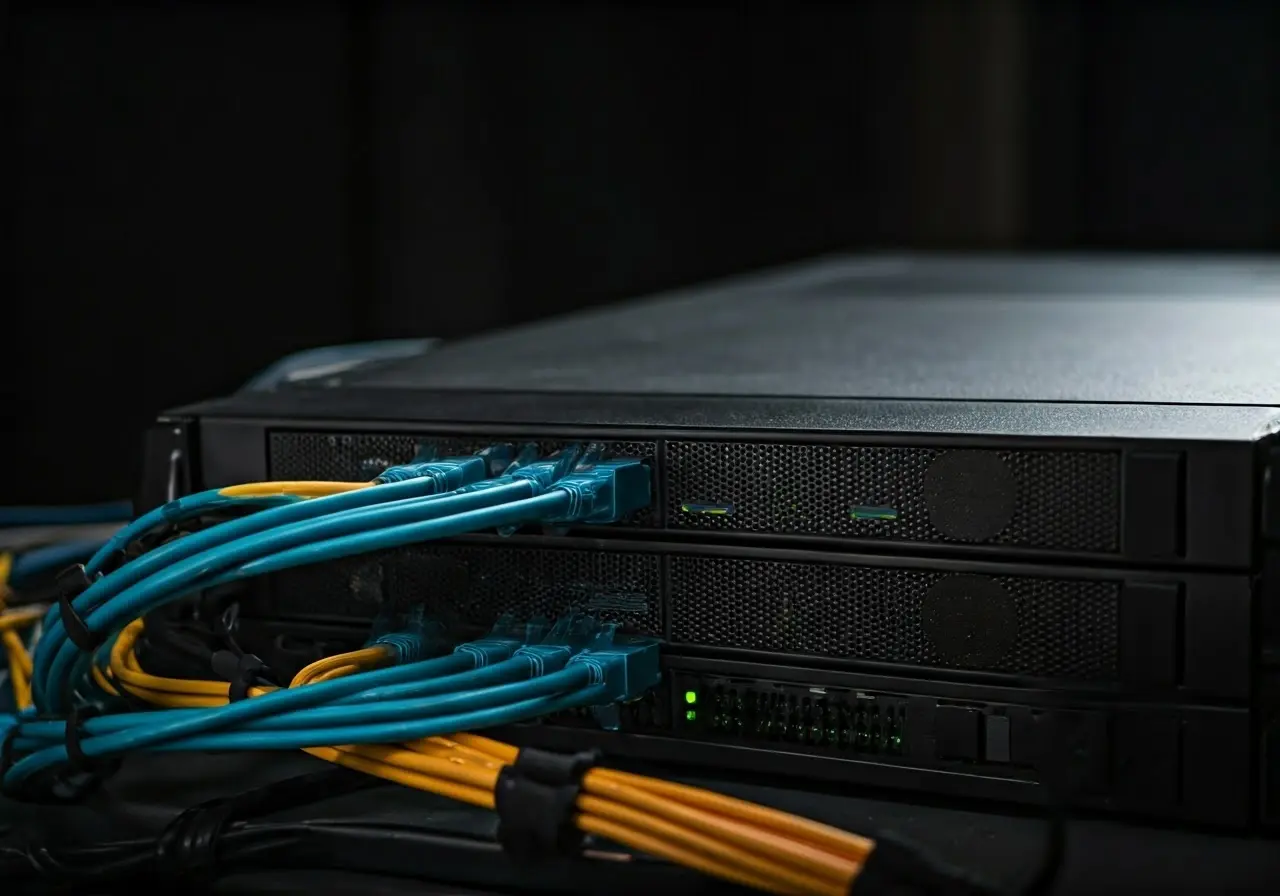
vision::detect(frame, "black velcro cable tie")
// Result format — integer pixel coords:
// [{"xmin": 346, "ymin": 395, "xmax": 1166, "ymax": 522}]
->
[
  {"xmin": 851, "ymin": 834, "xmax": 1001, "ymax": 896},
  {"xmin": 210, "ymin": 650, "xmax": 270, "ymax": 702},
  {"xmin": 494, "ymin": 747, "xmax": 600, "ymax": 860},
  {"xmin": 154, "ymin": 800, "xmax": 238, "ymax": 886},
  {"xmin": 56, "ymin": 564, "xmax": 104, "ymax": 652},
  {"xmin": 63, "ymin": 705, "xmax": 106, "ymax": 774},
  {"xmin": 1, "ymin": 720, "xmax": 20, "ymax": 782},
  {"xmin": 153, "ymin": 766, "xmax": 368, "ymax": 886}
]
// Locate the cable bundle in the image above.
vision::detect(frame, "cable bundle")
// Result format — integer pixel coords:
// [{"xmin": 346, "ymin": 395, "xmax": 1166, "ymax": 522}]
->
[
  {"xmin": 2, "ymin": 552, "xmax": 52, "ymax": 712},
  {"xmin": 1, "ymin": 766, "xmax": 758, "ymax": 896},
  {"xmin": 100, "ymin": 626, "xmax": 881, "ymax": 896},
  {"xmin": 0, "ymin": 460, "xmax": 1058, "ymax": 895},
  {"xmin": 28, "ymin": 443, "xmax": 649, "ymax": 713},
  {"xmin": 5, "ymin": 611, "xmax": 660, "ymax": 795}
]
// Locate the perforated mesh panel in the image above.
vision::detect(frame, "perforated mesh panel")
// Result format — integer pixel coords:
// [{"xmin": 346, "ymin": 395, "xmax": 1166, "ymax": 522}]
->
[
  {"xmin": 665, "ymin": 441, "xmax": 1120, "ymax": 553},
  {"xmin": 252, "ymin": 542, "xmax": 1118, "ymax": 683},
  {"xmin": 267, "ymin": 431, "xmax": 1120, "ymax": 554},
  {"xmin": 269, "ymin": 432, "xmax": 419, "ymax": 482},
  {"xmin": 668, "ymin": 555, "xmax": 1119, "ymax": 681},
  {"xmin": 268, "ymin": 431, "xmax": 658, "ymax": 527},
  {"xmin": 262, "ymin": 543, "xmax": 662, "ymax": 639}
]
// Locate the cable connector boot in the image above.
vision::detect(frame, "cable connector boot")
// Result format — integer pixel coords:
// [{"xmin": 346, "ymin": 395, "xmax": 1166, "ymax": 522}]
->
[
  {"xmin": 509, "ymin": 446, "xmax": 583, "ymax": 492},
  {"xmin": 373, "ymin": 455, "xmax": 489, "ymax": 488},
  {"xmin": 476, "ymin": 444, "xmax": 518, "ymax": 478},
  {"xmin": 512, "ymin": 612, "xmax": 603, "ymax": 677},
  {"xmin": 369, "ymin": 606, "xmax": 450, "ymax": 664},
  {"xmin": 543, "ymin": 459, "xmax": 652, "ymax": 525},
  {"xmin": 454, "ymin": 615, "xmax": 528, "ymax": 667},
  {"xmin": 565, "ymin": 631, "xmax": 662, "ymax": 730}
]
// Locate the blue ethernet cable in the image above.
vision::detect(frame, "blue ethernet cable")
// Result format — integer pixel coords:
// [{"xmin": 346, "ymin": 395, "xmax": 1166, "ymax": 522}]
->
[
  {"xmin": 0, "ymin": 501, "xmax": 133, "ymax": 529},
  {"xmin": 31, "ymin": 454, "xmax": 500, "ymax": 709},
  {"xmin": 36, "ymin": 479, "xmax": 535, "ymax": 711},
  {"xmin": 42, "ymin": 618, "xmax": 610, "ymax": 742},
  {"xmin": 222, "ymin": 457, "xmax": 651, "ymax": 582},
  {"xmin": 7, "ymin": 686, "xmax": 610, "ymax": 777},
  {"xmin": 44, "ymin": 457, "xmax": 648, "ymax": 705},
  {"xmin": 85, "ymin": 493, "xmax": 291, "ymax": 576},
  {"xmin": 9, "ymin": 540, "xmax": 109, "ymax": 589},
  {"xmin": 32, "ymin": 445, "xmax": 534, "ymax": 705},
  {"xmin": 35, "ymin": 451, "xmax": 626, "ymax": 711},
  {"xmin": 17, "ymin": 667, "xmax": 592, "ymax": 747},
  {"xmin": 8, "ymin": 649, "xmax": 479, "ymax": 792},
  {"xmin": 81, "ymin": 449, "xmax": 510, "ymax": 577},
  {"xmin": 18, "ymin": 614, "xmax": 568, "ymax": 749},
  {"xmin": 7, "ymin": 615, "xmax": 631, "ymax": 792},
  {"xmin": 11, "ymin": 628, "xmax": 661, "ymax": 781}
]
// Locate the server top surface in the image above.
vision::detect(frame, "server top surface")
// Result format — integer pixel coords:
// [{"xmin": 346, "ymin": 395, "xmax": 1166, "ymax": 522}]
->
[{"xmin": 337, "ymin": 255, "xmax": 1280, "ymax": 406}]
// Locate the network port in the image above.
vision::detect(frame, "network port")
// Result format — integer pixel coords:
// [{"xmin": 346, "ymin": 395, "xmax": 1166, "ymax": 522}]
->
[{"xmin": 675, "ymin": 675, "xmax": 907, "ymax": 758}]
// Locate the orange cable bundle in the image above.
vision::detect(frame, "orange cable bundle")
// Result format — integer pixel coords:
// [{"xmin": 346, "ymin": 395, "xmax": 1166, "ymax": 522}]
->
[{"xmin": 109, "ymin": 621, "xmax": 876, "ymax": 895}]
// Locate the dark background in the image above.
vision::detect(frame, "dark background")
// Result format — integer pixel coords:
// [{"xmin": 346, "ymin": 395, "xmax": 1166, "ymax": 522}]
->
[{"xmin": 4, "ymin": 0, "xmax": 1279, "ymax": 505}]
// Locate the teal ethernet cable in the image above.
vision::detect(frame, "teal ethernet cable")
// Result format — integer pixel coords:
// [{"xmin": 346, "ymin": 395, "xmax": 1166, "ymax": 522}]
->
[
  {"xmin": 0, "ymin": 502, "xmax": 133, "ymax": 529},
  {"xmin": 6, "ymin": 627, "xmax": 659, "ymax": 789},
  {"xmin": 31, "ymin": 453, "xmax": 503, "ymax": 710},
  {"xmin": 82, "ymin": 449, "xmax": 511, "ymax": 577},
  {"xmin": 9, "ymin": 540, "xmax": 109, "ymax": 590},
  {"xmin": 36, "ymin": 472, "xmax": 541, "ymax": 710},
  {"xmin": 7, "ymin": 614, "xmax": 531, "ymax": 792},
  {"xmin": 18, "ymin": 667, "xmax": 592, "ymax": 744},
  {"xmin": 36, "ymin": 455, "xmax": 646, "ymax": 712},
  {"xmin": 26, "ymin": 613, "xmax": 599, "ymax": 746},
  {"xmin": 11, "ymin": 686, "xmax": 608, "ymax": 763},
  {"xmin": 32, "ymin": 445, "xmax": 542, "ymax": 707},
  {"xmin": 8, "ymin": 615, "xmax": 659, "ymax": 793}
]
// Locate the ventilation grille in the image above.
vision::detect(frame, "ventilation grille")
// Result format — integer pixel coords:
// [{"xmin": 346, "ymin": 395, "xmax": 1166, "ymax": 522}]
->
[
  {"xmin": 665, "ymin": 441, "xmax": 1119, "ymax": 553},
  {"xmin": 252, "ymin": 544, "xmax": 1119, "ymax": 683},
  {"xmin": 267, "ymin": 431, "xmax": 1120, "ymax": 555},
  {"xmin": 267, "ymin": 431, "xmax": 658, "ymax": 527},
  {"xmin": 262, "ymin": 543, "xmax": 663, "ymax": 640},
  {"xmin": 668, "ymin": 555, "xmax": 1118, "ymax": 681}
]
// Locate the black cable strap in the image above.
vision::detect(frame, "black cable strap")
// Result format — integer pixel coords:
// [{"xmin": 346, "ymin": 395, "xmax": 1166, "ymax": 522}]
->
[
  {"xmin": 154, "ymin": 801, "xmax": 238, "ymax": 887},
  {"xmin": 494, "ymin": 747, "xmax": 600, "ymax": 859},
  {"xmin": 210, "ymin": 650, "xmax": 270, "ymax": 702},
  {"xmin": 1, "ymin": 710, "xmax": 120, "ymax": 804},
  {"xmin": 0, "ymin": 720, "xmax": 20, "ymax": 782},
  {"xmin": 63, "ymin": 705, "xmax": 105, "ymax": 774},
  {"xmin": 55, "ymin": 565, "xmax": 103, "ymax": 652},
  {"xmin": 151, "ymin": 767, "xmax": 372, "ymax": 887}
]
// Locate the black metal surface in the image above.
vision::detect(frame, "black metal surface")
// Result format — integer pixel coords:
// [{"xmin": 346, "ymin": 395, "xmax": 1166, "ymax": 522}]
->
[
  {"xmin": 177, "ymin": 388, "xmax": 1280, "ymax": 443},
  {"xmin": 302, "ymin": 256, "xmax": 1280, "ymax": 406},
  {"xmin": 664, "ymin": 440, "xmax": 1119, "ymax": 553},
  {"xmin": 265, "ymin": 542, "xmax": 663, "ymax": 639},
  {"xmin": 666, "ymin": 555, "xmax": 1118, "ymax": 681},
  {"xmin": 249, "ymin": 537, "xmax": 1199, "ymax": 688},
  {"xmin": 269, "ymin": 430, "xmax": 1121, "ymax": 555}
]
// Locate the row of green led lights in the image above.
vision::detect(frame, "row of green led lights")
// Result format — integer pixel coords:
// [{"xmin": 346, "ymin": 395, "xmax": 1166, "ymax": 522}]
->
[{"xmin": 683, "ymin": 687, "xmax": 904, "ymax": 754}]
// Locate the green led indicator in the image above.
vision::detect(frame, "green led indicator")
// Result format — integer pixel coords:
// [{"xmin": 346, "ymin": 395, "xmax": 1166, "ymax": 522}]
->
[
  {"xmin": 681, "ymin": 502, "xmax": 735, "ymax": 516},
  {"xmin": 685, "ymin": 709, "xmax": 698, "ymax": 722},
  {"xmin": 684, "ymin": 690, "xmax": 698, "ymax": 705},
  {"xmin": 850, "ymin": 505, "xmax": 899, "ymax": 521}
]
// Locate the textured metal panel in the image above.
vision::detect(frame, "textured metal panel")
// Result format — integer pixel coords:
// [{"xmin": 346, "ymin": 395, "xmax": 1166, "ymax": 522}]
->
[
  {"xmin": 665, "ymin": 441, "xmax": 1120, "ymax": 552},
  {"xmin": 263, "ymin": 542, "xmax": 663, "ymax": 640},
  {"xmin": 668, "ymin": 555, "xmax": 1118, "ymax": 681},
  {"xmin": 255, "ymin": 542, "xmax": 1118, "ymax": 683}
]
